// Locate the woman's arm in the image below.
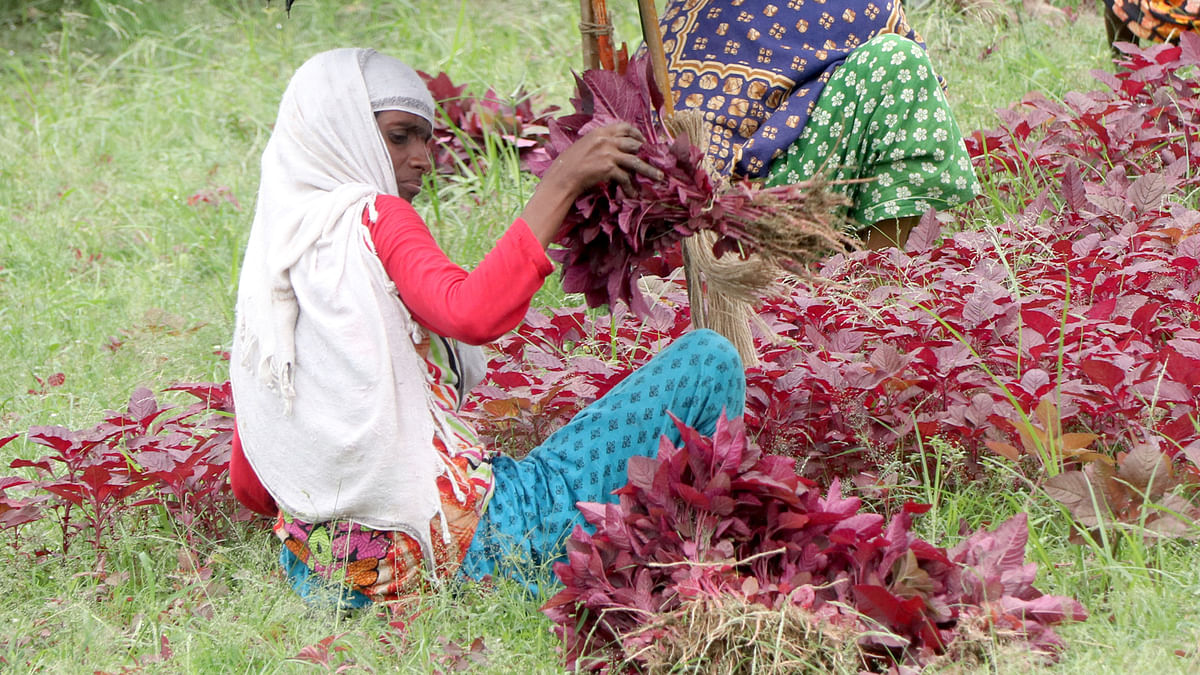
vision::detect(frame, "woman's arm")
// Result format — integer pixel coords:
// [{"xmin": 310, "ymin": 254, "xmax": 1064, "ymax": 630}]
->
[
  {"xmin": 370, "ymin": 122, "xmax": 663, "ymax": 345},
  {"xmin": 368, "ymin": 195, "xmax": 551, "ymax": 345}
]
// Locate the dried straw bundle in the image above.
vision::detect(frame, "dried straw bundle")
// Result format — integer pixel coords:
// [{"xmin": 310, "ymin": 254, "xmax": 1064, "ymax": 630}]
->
[
  {"xmin": 624, "ymin": 593, "xmax": 864, "ymax": 674},
  {"xmin": 667, "ymin": 109, "xmax": 852, "ymax": 363}
]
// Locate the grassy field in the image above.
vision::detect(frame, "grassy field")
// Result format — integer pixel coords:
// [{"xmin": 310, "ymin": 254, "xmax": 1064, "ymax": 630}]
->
[{"xmin": 3, "ymin": 0, "xmax": 1199, "ymax": 672}]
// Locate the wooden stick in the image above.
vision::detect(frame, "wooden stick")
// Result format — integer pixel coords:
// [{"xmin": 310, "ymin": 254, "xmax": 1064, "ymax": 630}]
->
[
  {"xmin": 592, "ymin": 0, "xmax": 615, "ymax": 71},
  {"xmin": 580, "ymin": 0, "xmax": 600, "ymax": 70},
  {"xmin": 636, "ymin": 0, "xmax": 674, "ymax": 120}
]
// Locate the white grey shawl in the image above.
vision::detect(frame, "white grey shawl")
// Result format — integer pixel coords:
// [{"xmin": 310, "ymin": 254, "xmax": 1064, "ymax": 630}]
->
[{"xmin": 230, "ymin": 48, "xmax": 473, "ymax": 565}]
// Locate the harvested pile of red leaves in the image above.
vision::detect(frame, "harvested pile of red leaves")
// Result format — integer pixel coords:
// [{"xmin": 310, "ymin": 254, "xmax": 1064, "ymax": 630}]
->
[
  {"xmin": 542, "ymin": 414, "xmax": 1086, "ymax": 672},
  {"xmin": 526, "ymin": 56, "xmax": 852, "ymax": 316}
]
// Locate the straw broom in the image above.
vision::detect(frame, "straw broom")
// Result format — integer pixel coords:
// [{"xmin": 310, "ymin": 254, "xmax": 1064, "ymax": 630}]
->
[{"xmin": 640, "ymin": 0, "xmax": 776, "ymax": 365}]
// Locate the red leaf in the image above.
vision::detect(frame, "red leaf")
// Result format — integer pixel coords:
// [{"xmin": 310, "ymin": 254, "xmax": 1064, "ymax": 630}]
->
[
  {"xmin": 1119, "ymin": 78, "xmax": 1145, "ymax": 97},
  {"xmin": 1060, "ymin": 163, "xmax": 1087, "ymax": 211},
  {"xmin": 1155, "ymin": 45, "xmax": 1183, "ymax": 64},
  {"xmin": 776, "ymin": 512, "xmax": 810, "ymax": 530},
  {"xmin": 1165, "ymin": 351, "xmax": 1200, "ymax": 387},
  {"xmin": 904, "ymin": 208, "xmax": 941, "ymax": 254},
  {"xmin": 1127, "ymin": 173, "xmax": 1169, "ymax": 213},
  {"xmin": 1081, "ymin": 358, "xmax": 1126, "ymax": 391},
  {"xmin": 1085, "ymin": 298, "xmax": 1117, "ymax": 320},
  {"xmin": 853, "ymin": 584, "xmax": 923, "ymax": 627}
]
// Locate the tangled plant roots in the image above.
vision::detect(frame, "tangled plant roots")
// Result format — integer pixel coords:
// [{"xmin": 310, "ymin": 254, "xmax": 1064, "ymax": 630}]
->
[{"xmin": 630, "ymin": 595, "xmax": 862, "ymax": 674}]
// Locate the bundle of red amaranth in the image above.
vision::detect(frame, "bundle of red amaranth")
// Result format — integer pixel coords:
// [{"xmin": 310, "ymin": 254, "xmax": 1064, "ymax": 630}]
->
[{"xmin": 526, "ymin": 56, "xmax": 855, "ymax": 316}]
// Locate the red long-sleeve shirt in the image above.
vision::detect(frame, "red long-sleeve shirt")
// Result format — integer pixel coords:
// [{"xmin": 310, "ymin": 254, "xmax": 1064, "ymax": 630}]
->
[{"xmin": 367, "ymin": 194, "xmax": 553, "ymax": 342}]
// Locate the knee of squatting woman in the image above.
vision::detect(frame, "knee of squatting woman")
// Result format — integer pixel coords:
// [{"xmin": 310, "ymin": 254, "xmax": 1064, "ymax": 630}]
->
[{"xmin": 227, "ymin": 48, "xmax": 747, "ymax": 606}]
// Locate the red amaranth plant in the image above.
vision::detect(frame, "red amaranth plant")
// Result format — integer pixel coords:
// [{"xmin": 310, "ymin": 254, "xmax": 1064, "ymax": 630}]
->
[
  {"xmin": 743, "ymin": 202, "xmax": 1200, "ymax": 481},
  {"xmin": 735, "ymin": 34, "xmax": 1200, "ymax": 483},
  {"xmin": 419, "ymin": 70, "xmax": 559, "ymax": 175},
  {"xmin": 543, "ymin": 414, "xmax": 1086, "ymax": 671},
  {"xmin": 967, "ymin": 33, "xmax": 1200, "ymax": 192},
  {"xmin": 463, "ymin": 34, "xmax": 1200, "ymax": 482},
  {"xmin": 2, "ymin": 383, "xmax": 243, "ymax": 557},
  {"xmin": 460, "ymin": 299, "xmax": 691, "ymax": 453}
]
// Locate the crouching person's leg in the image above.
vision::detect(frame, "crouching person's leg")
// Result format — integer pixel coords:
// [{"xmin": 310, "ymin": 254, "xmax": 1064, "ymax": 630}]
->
[{"xmin": 461, "ymin": 329, "xmax": 746, "ymax": 588}]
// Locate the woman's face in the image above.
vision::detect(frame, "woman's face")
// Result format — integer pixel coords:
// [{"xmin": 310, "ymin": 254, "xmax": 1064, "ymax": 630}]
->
[{"xmin": 375, "ymin": 110, "xmax": 433, "ymax": 201}]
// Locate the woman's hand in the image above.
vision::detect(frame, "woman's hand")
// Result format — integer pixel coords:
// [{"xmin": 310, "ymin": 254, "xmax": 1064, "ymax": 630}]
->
[{"xmin": 520, "ymin": 122, "xmax": 664, "ymax": 248}]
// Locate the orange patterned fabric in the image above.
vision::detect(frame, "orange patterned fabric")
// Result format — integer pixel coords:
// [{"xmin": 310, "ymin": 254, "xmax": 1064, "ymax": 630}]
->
[
  {"xmin": 1109, "ymin": 0, "xmax": 1200, "ymax": 41},
  {"xmin": 272, "ymin": 332, "xmax": 495, "ymax": 601}
]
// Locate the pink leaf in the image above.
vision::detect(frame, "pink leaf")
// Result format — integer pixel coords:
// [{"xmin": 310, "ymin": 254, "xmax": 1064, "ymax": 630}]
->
[{"xmin": 904, "ymin": 208, "xmax": 941, "ymax": 254}]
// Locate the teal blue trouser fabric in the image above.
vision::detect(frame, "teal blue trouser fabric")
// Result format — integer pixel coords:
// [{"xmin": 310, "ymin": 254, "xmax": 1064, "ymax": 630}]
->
[
  {"xmin": 280, "ymin": 545, "xmax": 372, "ymax": 610},
  {"xmin": 460, "ymin": 329, "xmax": 746, "ymax": 585}
]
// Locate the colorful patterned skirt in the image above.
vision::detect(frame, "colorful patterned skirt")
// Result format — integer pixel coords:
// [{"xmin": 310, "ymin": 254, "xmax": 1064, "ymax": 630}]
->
[
  {"xmin": 1107, "ymin": 0, "xmax": 1200, "ymax": 42},
  {"xmin": 764, "ymin": 34, "xmax": 980, "ymax": 227},
  {"xmin": 273, "ymin": 436, "xmax": 489, "ymax": 609}
]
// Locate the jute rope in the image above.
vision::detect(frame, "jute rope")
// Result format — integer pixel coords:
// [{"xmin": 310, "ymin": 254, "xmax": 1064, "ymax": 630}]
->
[{"xmin": 578, "ymin": 21, "xmax": 614, "ymax": 37}]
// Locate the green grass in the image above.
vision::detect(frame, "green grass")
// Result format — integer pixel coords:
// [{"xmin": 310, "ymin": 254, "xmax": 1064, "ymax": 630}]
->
[
  {"xmin": 3, "ymin": 0, "xmax": 1199, "ymax": 672},
  {"xmin": 920, "ymin": 0, "xmax": 1114, "ymax": 133}
]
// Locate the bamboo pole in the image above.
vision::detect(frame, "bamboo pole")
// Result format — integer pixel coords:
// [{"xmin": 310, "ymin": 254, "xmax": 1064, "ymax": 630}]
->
[
  {"xmin": 592, "ymin": 0, "xmax": 616, "ymax": 70},
  {"xmin": 580, "ymin": 0, "xmax": 600, "ymax": 70},
  {"xmin": 638, "ymin": 2, "xmax": 706, "ymax": 334},
  {"xmin": 636, "ymin": 0, "xmax": 674, "ymax": 120}
]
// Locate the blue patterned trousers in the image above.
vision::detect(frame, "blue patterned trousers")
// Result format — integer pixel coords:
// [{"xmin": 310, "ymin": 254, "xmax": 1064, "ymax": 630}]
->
[{"xmin": 459, "ymin": 329, "xmax": 746, "ymax": 586}]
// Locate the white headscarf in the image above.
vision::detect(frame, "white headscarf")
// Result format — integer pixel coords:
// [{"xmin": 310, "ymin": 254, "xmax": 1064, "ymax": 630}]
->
[
  {"xmin": 363, "ymin": 50, "xmax": 436, "ymax": 120},
  {"xmin": 230, "ymin": 48, "xmax": 457, "ymax": 563}
]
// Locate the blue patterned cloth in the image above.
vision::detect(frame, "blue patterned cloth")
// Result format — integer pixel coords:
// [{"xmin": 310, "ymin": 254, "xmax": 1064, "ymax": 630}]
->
[
  {"xmin": 460, "ymin": 329, "xmax": 746, "ymax": 589},
  {"xmin": 659, "ymin": 0, "xmax": 928, "ymax": 177},
  {"xmin": 280, "ymin": 545, "xmax": 373, "ymax": 611}
]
